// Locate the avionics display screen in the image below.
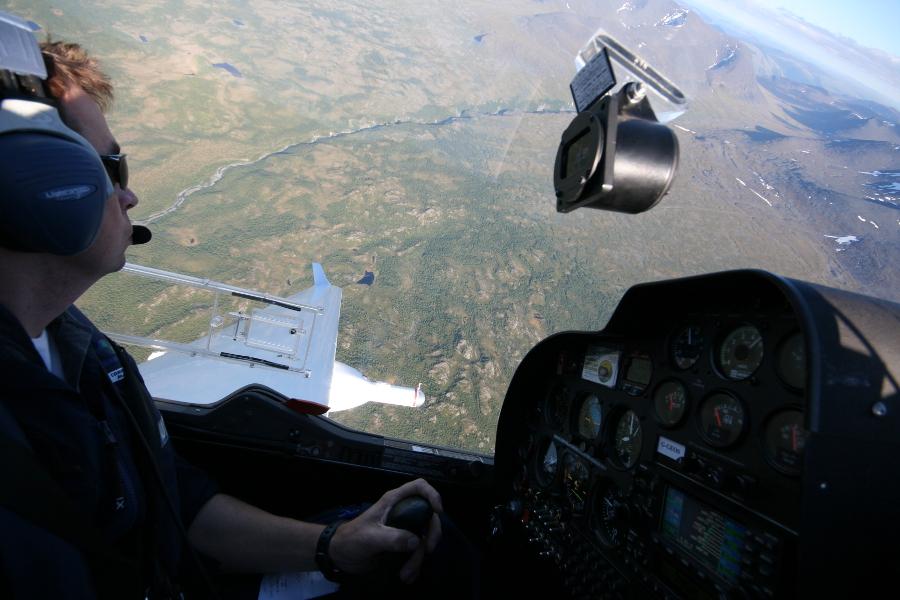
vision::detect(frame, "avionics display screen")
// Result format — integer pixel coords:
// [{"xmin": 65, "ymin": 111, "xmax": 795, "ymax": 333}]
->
[
  {"xmin": 625, "ymin": 357, "xmax": 652, "ymax": 386},
  {"xmin": 661, "ymin": 487, "xmax": 747, "ymax": 583}
]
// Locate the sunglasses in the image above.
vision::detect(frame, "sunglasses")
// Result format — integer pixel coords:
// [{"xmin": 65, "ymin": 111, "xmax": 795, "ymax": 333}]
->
[{"xmin": 100, "ymin": 153, "xmax": 128, "ymax": 190}]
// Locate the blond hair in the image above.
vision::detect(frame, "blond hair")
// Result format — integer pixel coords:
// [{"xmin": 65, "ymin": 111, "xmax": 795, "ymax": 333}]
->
[{"xmin": 40, "ymin": 40, "xmax": 113, "ymax": 112}]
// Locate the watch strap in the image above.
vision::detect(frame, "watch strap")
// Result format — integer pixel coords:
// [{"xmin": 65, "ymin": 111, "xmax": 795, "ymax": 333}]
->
[{"xmin": 315, "ymin": 519, "xmax": 346, "ymax": 582}]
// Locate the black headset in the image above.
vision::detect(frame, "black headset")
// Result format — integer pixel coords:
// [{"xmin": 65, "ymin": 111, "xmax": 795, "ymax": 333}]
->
[
  {"xmin": 0, "ymin": 98, "xmax": 113, "ymax": 256},
  {"xmin": 0, "ymin": 12, "xmax": 151, "ymax": 256}
]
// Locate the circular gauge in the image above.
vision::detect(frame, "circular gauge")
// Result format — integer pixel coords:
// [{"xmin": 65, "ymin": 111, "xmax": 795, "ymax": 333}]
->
[
  {"xmin": 563, "ymin": 453, "xmax": 591, "ymax": 512},
  {"xmin": 717, "ymin": 324, "xmax": 764, "ymax": 381},
  {"xmin": 654, "ymin": 380, "xmax": 689, "ymax": 427},
  {"xmin": 590, "ymin": 482, "xmax": 630, "ymax": 548},
  {"xmin": 532, "ymin": 438, "xmax": 559, "ymax": 488},
  {"xmin": 763, "ymin": 409, "xmax": 807, "ymax": 475},
  {"xmin": 542, "ymin": 384, "xmax": 570, "ymax": 429},
  {"xmin": 612, "ymin": 410, "xmax": 643, "ymax": 468},
  {"xmin": 777, "ymin": 333, "xmax": 806, "ymax": 390},
  {"xmin": 698, "ymin": 393, "xmax": 746, "ymax": 447},
  {"xmin": 576, "ymin": 394, "xmax": 603, "ymax": 440},
  {"xmin": 672, "ymin": 325, "xmax": 704, "ymax": 370}
]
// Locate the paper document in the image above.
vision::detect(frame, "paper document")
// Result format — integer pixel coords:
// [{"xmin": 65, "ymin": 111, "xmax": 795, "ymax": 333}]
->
[{"xmin": 258, "ymin": 571, "xmax": 340, "ymax": 600}]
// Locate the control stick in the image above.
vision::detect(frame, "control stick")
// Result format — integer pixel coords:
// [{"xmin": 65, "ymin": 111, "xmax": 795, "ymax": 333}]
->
[
  {"xmin": 386, "ymin": 495, "xmax": 433, "ymax": 536},
  {"xmin": 382, "ymin": 495, "xmax": 434, "ymax": 579}
]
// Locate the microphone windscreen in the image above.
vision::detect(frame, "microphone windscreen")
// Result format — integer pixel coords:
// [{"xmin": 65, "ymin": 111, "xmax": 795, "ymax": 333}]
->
[{"xmin": 132, "ymin": 225, "xmax": 152, "ymax": 245}]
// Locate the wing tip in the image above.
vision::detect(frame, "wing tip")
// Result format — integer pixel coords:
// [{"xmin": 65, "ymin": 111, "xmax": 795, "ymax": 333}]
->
[{"xmin": 413, "ymin": 382, "xmax": 425, "ymax": 407}]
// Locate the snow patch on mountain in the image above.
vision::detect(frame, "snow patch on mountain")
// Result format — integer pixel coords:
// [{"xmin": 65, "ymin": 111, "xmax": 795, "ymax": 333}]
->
[
  {"xmin": 824, "ymin": 235, "xmax": 859, "ymax": 245},
  {"xmin": 707, "ymin": 45, "xmax": 738, "ymax": 70},
  {"xmin": 657, "ymin": 9, "xmax": 689, "ymax": 28},
  {"xmin": 824, "ymin": 235, "xmax": 860, "ymax": 251}
]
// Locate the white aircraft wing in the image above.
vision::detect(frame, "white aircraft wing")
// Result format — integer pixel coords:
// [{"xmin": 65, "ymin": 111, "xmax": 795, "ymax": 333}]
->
[
  {"xmin": 106, "ymin": 263, "xmax": 425, "ymax": 414},
  {"xmin": 329, "ymin": 363, "xmax": 425, "ymax": 412}
]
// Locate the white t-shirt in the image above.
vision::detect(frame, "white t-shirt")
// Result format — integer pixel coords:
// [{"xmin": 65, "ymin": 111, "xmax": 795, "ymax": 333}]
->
[{"xmin": 31, "ymin": 329, "xmax": 65, "ymax": 379}]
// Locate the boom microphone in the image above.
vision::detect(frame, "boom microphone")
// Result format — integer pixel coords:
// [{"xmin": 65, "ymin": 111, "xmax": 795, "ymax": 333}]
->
[{"xmin": 132, "ymin": 225, "xmax": 152, "ymax": 245}]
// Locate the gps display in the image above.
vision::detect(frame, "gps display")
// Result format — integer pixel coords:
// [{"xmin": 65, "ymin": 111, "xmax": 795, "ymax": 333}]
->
[{"xmin": 661, "ymin": 487, "xmax": 747, "ymax": 583}]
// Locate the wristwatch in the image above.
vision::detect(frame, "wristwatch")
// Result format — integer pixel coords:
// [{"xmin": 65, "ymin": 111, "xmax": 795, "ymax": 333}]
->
[{"xmin": 315, "ymin": 519, "xmax": 346, "ymax": 582}]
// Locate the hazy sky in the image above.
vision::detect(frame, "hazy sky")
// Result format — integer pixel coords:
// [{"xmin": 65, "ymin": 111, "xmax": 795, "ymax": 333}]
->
[
  {"xmin": 751, "ymin": 0, "xmax": 900, "ymax": 57},
  {"xmin": 704, "ymin": 0, "xmax": 900, "ymax": 56},
  {"xmin": 678, "ymin": 0, "xmax": 900, "ymax": 108}
]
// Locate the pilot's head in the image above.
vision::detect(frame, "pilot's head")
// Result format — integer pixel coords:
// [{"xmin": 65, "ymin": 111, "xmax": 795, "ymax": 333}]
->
[
  {"xmin": 42, "ymin": 40, "xmax": 141, "ymax": 262},
  {"xmin": 40, "ymin": 41, "xmax": 112, "ymax": 109},
  {"xmin": 0, "ymin": 40, "xmax": 139, "ymax": 283}
]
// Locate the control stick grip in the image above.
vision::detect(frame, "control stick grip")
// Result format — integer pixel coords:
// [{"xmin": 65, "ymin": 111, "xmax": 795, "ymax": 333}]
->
[
  {"xmin": 385, "ymin": 495, "xmax": 433, "ymax": 537},
  {"xmin": 377, "ymin": 495, "xmax": 434, "ymax": 581}
]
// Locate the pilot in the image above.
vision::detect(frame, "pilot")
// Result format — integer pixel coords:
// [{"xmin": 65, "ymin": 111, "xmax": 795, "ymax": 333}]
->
[{"xmin": 0, "ymin": 39, "xmax": 456, "ymax": 599}]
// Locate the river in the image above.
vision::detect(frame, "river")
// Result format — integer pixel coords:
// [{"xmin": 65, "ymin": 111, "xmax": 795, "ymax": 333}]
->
[{"xmin": 135, "ymin": 107, "xmax": 574, "ymax": 225}]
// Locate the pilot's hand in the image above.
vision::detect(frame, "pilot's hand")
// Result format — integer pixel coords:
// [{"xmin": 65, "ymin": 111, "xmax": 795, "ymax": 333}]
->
[{"xmin": 329, "ymin": 478, "xmax": 443, "ymax": 583}]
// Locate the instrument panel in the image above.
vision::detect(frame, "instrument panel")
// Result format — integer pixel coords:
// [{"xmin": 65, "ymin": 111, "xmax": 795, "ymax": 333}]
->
[
  {"xmin": 495, "ymin": 272, "xmax": 811, "ymax": 599},
  {"xmin": 523, "ymin": 314, "xmax": 807, "ymax": 516}
]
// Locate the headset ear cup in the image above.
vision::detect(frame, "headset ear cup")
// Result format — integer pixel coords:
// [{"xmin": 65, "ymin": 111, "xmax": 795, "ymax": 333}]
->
[{"xmin": 0, "ymin": 131, "xmax": 110, "ymax": 255}]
